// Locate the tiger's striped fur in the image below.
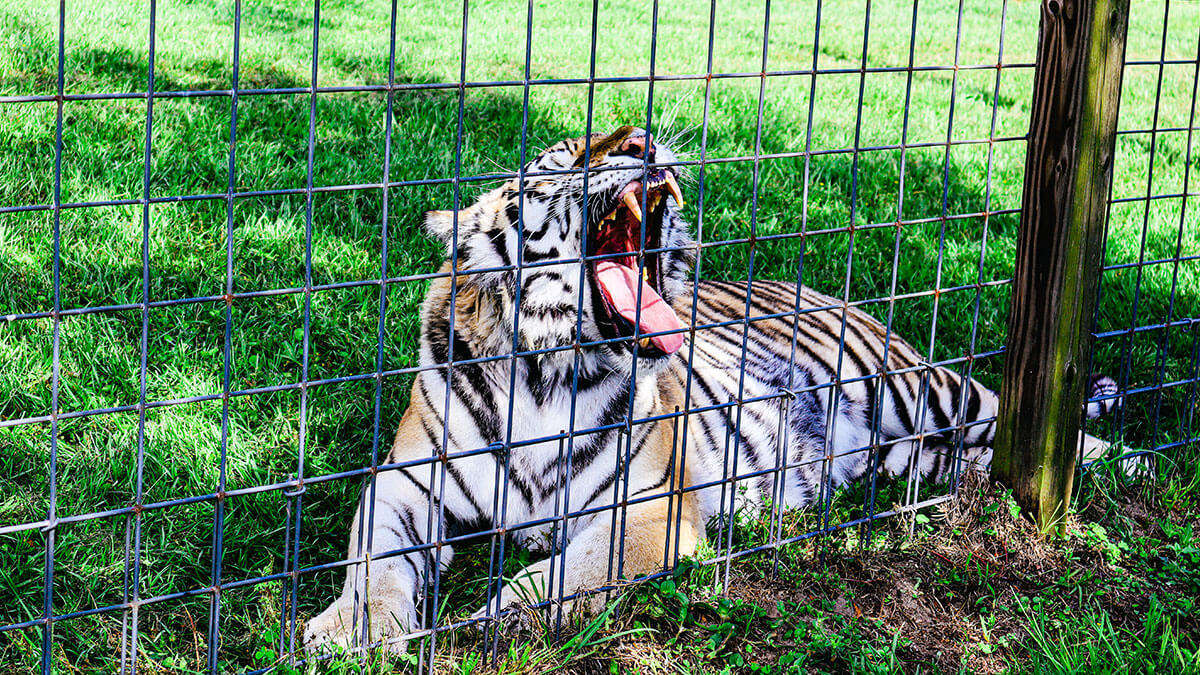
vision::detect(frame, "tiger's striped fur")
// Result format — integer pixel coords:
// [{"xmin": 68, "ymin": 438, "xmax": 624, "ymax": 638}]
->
[{"xmin": 304, "ymin": 128, "xmax": 1119, "ymax": 654}]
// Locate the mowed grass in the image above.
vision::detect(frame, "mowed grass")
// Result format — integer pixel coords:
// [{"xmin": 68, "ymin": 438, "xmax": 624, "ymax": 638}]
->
[{"xmin": 0, "ymin": 0, "xmax": 1197, "ymax": 672}]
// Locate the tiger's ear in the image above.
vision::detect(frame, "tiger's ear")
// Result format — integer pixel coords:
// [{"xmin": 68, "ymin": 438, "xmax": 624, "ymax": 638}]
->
[{"xmin": 423, "ymin": 209, "xmax": 459, "ymax": 246}]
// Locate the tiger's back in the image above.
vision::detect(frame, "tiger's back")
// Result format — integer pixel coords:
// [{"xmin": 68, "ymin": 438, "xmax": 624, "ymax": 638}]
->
[{"xmin": 673, "ymin": 279, "xmax": 1001, "ymax": 522}]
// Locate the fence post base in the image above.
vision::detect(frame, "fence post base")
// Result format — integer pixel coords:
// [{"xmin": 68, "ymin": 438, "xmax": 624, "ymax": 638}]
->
[{"xmin": 993, "ymin": 0, "xmax": 1131, "ymax": 533}]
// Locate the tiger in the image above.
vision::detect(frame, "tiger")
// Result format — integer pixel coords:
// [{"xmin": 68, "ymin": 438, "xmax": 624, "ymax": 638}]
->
[{"xmin": 303, "ymin": 126, "xmax": 1121, "ymax": 654}]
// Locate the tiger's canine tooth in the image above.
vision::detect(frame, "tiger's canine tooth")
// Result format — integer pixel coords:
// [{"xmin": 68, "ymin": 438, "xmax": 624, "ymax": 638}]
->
[
  {"xmin": 622, "ymin": 192, "xmax": 643, "ymax": 222},
  {"xmin": 664, "ymin": 172, "xmax": 684, "ymax": 207}
]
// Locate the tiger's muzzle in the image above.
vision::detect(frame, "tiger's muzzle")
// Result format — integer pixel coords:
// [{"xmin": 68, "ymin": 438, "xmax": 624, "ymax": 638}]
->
[{"xmin": 587, "ymin": 165, "xmax": 686, "ymax": 359}]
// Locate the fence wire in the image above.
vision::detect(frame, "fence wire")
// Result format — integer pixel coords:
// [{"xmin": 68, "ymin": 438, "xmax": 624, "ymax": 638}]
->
[{"xmin": 0, "ymin": 1, "xmax": 1196, "ymax": 673}]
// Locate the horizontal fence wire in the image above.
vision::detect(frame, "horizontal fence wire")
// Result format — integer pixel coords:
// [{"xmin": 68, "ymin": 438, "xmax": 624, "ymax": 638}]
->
[{"xmin": 0, "ymin": 0, "xmax": 1195, "ymax": 673}]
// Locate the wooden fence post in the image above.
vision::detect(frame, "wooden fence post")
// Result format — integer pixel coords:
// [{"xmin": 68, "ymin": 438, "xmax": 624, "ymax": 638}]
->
[{"xmin": 992, "ymin": 0, "xmax": 1131, "ymax": 532}]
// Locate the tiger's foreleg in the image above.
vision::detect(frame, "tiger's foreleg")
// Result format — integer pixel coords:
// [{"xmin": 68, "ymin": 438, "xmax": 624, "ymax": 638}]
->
[
  {"xmin": 304, "ymin": 406, "xmax": 498, "ymax": 655},
  {"xmin": 470, "ymin": 488, "xmax": 702, "ymax": 624}
]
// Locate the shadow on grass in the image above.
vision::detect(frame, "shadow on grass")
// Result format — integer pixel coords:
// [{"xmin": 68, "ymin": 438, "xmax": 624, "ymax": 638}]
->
[{"xmin": 0, "ymin": 46, "xmax": 590, "ymax": 671}]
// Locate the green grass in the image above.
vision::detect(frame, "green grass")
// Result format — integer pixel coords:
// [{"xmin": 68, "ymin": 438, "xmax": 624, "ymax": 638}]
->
[{"xmin": 0, "ymin": 0, "xmax": 1198, "ymax": 672}]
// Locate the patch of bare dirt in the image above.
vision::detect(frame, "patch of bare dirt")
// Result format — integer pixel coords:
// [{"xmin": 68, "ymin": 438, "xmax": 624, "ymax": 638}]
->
[{"xmin": 713, "ymin": 471, "xmax": 1158, "ymax": 673}]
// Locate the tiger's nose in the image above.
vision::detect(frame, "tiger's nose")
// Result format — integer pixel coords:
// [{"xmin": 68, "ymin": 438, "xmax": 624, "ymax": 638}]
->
[{"xmin": 619, "ymin": 131, "xmax": 655, "ymax": 161}]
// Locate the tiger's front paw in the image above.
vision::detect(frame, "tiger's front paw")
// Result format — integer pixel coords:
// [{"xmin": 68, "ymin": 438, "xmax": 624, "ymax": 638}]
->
[
  {"xmin": 303, "ymin": 591, "xmax": 417, "ymax": 657},
  {"xmin": 468, "ymin": 562, "xmax": 611, "ymax": 632}
]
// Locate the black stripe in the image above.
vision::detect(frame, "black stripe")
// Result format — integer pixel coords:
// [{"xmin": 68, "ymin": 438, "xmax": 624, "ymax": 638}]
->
[
  {"xmin": 497, "ymin": 462, "xmax": 536, "ymax": 508},
  {"xmin": 522, "ymin": 302, "xmax": 577, "ymax": 320},
  {"xmin": 965, "ymin": 382, "xmax": 981, "ymax": 426},
  {"xmin": 495, "ymin": 228, "xmax": 513, "ymax": 267},
  {"xmin": 581, "ymin": 468, "xmax": 617, "ymax": 511},
  {"xmin": 448, "ymin": 334, "xmax": 502, "ymax": 443},
  {"xmin": 943, "ymin": 371, "xmax": 963, "ymax": 427},
  {"xmin": 925, "ymin": 372, "xmax": 953, "ymax": 433},
  {"xmin": 684, "ymin": 369, "xmax": 738, "ymax": 454},
  {"xmin": 425, "ymin": 308, "xmax": 451, "ymax": 365},
  {"xmin": 521, "ymin": 270, "xmax": 565, "ymax": 296},
  {"xmin": 419, "ymin": 414, "xmax": 444, "ymax": 449},
  {"xmin": 445, "ymin": 461, "xmax": 489, "ymax": 520},
  {"xmin": 570, "ymin": 391, "xmax": 629, "ymax": 478},
  {"xmin": 887, "ymin": 373, "xmax": 919, "ymax": 438},
  {"xmin": 630, "ymin": 459, "xmax": 674, "ymax": 498},
  {"xmin": 525, "ymin": 357, "xmax": 552, "ymax": 407},
  {"xmin": 397, "ymin": 469, "xmax": 432, "ymax": 499},
  {"xmin": 417, "ymin": 378, "xmax": 444, "ymax": 427},
  {"xmin": 399, "ymin": 507, "xmax": 436, "ymax": 570},
  {"xmin": 382, "ymin": 524, "xmax": 423, "ymax": 582},
  {"xmin": 574, "ymin": 366, "xmax": 609, "ymax": 393},
  {"xmin": 524, "ymin": 246, "xmax": 560, "ymax": 262},
  {"xmin": 504, "ymin": 201, "xmax": 521, "ymax": 229}
]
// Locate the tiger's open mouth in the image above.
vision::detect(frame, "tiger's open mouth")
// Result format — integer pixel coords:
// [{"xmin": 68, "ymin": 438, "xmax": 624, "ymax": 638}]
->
[{"xmin": 588, "ymin": 168, "xmax": 686, "ymax": 357}]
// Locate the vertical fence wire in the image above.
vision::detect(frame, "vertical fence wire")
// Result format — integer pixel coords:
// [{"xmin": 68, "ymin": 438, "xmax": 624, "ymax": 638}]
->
[
  {"xmin": 282, "ymin": 1, "xmax": 322, "ymax": 669},
  {"xmin": 122, "ymin": 1, "xmax": 158, "ymax": 672},
  {"xmin": 39, "ymin": 2, "xmax": 67, "ymax": 673},
  {"xmin": 672, "ymin": 0, "xmax": 717, "ymax": 589},
  {"xmin": 816, "ymin": 0, "xmax": 872, "ymax": 550},
  {"xmin": 426, "ymin": 0, "xmax": 473, "ymax": 669},
  {"xmin": 482, "ymin": 0, "xmax": 537, "ymax": 663},
  {"xmin": 795, "ymin": 0, "xmax": 823, "ymax": 556},
  {"xmin": 550, "ymin": 0, "xmax": 603, "ymax": 638},
  {"xmin": 614, "ymin": 0, "xmax": 664, "ymax": 592},
  {"xmin": 862, "ymin": 0, "xmax": 922, "ymax": 544},
  {"xmin": 718, "ymin": 0, "xmax": 772, "ymax": 593},
  {"xmin": 1116, "ymin": 1, "xmax": 1172, "ymax": 450},
  {"xmin": 1146, "ymin": 9, "xmax": 1200, "ymax": 453},
  {"xmin": 211, "ymin": 0, "xmax": 242, "ymax": 670},
  {"xmin": 954, "ymin": 0, "xmax": 1011, "ymax": 495},
  {"xmin": 355, "ymin": 0, "xmax": 401, "ymax": 666}
]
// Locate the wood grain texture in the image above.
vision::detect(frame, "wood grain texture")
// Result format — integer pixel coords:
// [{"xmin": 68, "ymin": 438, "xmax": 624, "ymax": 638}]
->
[{"xmin": 992, "ymin": 0, "xmax": 1130, "ymax": 531}]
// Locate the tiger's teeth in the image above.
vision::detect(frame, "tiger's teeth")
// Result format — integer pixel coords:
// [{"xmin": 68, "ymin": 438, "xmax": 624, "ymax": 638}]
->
[
  {"xmin": 664, "ymin": 172, "xmax": 684, "ymax": 207},
  {"xmin": 638, "ymin": 336, "xmax": 653, "ymax": 349},
  {"xmin": 642, "ymin": 268, "xmax": 649, "ymax": 282},
  {"xmin": 622, "ymin": 192, "xmax": 643, "ymax": 222}
]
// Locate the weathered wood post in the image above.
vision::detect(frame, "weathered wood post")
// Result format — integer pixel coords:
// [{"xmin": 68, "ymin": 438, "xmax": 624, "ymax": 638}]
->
[{"xmin": 992, "ymin": 0, "xmax": 1131, "ymax": 532}]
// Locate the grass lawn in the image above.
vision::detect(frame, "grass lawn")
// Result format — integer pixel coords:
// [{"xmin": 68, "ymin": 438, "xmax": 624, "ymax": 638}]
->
[{"xmin": 0, "ymin": 0, "xmax": 1198, "ymax": 672}]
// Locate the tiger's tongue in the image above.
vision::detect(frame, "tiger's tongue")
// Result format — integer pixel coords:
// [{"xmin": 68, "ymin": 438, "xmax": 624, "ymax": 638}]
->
[{"xmin": 594, "ymin": 260, "xmax": 685, "ymax": 354}]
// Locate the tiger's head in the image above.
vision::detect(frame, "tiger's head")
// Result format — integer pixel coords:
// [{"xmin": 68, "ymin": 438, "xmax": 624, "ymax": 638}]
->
[{"xmin": 424, "ymin": 126, "xmax": 694, "ymax": 375}]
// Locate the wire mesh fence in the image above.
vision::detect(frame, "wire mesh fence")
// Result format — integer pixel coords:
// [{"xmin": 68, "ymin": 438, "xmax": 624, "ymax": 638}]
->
[{"xmin": 0, "ymin": 0, "xmax": 1196, "ymax": 672}]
